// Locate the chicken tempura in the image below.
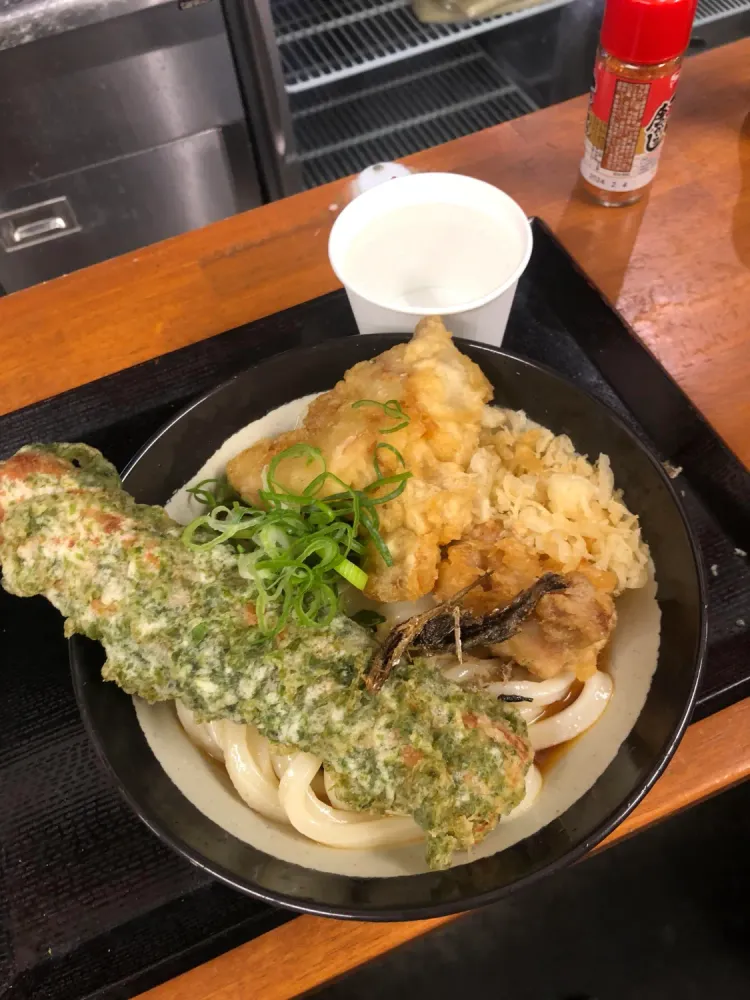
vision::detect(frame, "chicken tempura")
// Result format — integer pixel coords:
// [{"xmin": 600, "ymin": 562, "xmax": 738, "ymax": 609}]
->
[{"xmin": 227, "ymin": 317, "xmax": 492, "ymax": 602}]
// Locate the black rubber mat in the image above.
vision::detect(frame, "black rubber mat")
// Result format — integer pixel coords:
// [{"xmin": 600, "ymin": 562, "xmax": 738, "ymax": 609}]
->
[{"xmin": 1, "ymin": 219, "xmax": 748, "ymax": 999}]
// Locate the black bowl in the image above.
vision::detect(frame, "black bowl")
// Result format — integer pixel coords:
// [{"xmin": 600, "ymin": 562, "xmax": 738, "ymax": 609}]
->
[{"xmin": 70, "ymin": 335, "xmax": 706, "ymax": 920}]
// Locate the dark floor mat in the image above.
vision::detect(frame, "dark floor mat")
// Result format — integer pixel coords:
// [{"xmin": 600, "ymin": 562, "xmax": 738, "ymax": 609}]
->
[{"xmin": 314, "ymin": 780, "xmax": 750, "ymax": 1000}]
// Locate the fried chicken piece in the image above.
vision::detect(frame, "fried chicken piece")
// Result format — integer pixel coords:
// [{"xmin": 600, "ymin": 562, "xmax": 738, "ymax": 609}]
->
[
  {"xmin": 227, "ymin": 317, "xmax": 492, "ymax": 602},
  {"xmin": 435, "ymin": 523, "xmax": 617, "ymax": 680}
]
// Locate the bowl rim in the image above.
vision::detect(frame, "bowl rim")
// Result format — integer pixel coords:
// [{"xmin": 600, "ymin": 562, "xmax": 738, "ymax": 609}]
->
[{"xmin": 70, "ymin": 334, "xmax": 708, "ymax": 921}]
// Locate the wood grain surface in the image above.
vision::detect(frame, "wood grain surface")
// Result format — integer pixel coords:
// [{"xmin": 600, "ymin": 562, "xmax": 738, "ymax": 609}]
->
[
  {"xmin": 139, "ymin": 700, "xmax": 750, "ymax": 1000},
  {"xmin": 1, "ymin": 35, "xmax": 747, "ymax": 1000}
]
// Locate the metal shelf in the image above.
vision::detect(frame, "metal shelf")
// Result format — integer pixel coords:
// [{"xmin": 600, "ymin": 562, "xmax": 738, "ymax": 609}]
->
[
  {"xmin": 695, "ymin": 0, "xmax": 750, "ymax": 24},
  {"xmin": 273, "ymin": 0, "xmax": 745, "ymax": 94},
  {"xmin": 292, "ymin": 42, "xmax": 537, "ymax": 187},
  {"xmin": 273, "ymin": 0, "xmax": 572, "ymax": 93},
  {"xmin": 282, "ymin": 0, "xmax": 750, "ymax": 188}
]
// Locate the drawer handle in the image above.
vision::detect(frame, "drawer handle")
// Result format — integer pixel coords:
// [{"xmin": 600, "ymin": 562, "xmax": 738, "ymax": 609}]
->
[
  {"xmin": 11, "ymin": 217, "xmax": 68, "ymax": 244},
  {"xmin": 0, "ymin": 196, "xmax": 81, "ymax": 252}
]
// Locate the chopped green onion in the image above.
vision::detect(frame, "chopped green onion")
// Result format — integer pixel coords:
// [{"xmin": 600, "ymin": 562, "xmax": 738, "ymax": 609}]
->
[
  {"xmin": 334, "ymin": 558, "xmax": 368, "ymax": 590},
  {"xmin": 350, "ymin": 609, "xmax": 387, "ymax": 631},
  {"xmin": 364, "ymin": 472, "xmax": 412, "ymax": 504},
  {"xmin": 186, "ymin": 476, "xmax": 238, "ymax": 508},
  {"xmin": 352, "ymin": 398, "xmax": 410, "ymax": 434},
  {"xmin": 360, "ymin": 506, "xmax": 393, "ymax": 568},
  {"xmin": 267, "ymin": 444, "xmax": 326, "ymax": 498},
  {"xmin": 181, "ymin": 432, "xmax": 413, "ymax": 635},
  {"xmin": 373, "ymin": 442, "xmax": 406, "ymax": 478}
]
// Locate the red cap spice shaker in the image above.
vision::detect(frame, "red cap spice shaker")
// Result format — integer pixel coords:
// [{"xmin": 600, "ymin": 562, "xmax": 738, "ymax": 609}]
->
[{"xmin": 580, "ymin": 0, "xmax": 697, "ymax": 207}]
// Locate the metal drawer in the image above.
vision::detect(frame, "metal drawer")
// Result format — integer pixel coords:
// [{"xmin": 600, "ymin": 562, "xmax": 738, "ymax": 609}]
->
[
  {"xmin": 0, "ymin": 3, "xmax": 245, "ymax": 190},
  {"xmin": 0, "ymin": 124, "xmax": 260, "ymax": 292}
]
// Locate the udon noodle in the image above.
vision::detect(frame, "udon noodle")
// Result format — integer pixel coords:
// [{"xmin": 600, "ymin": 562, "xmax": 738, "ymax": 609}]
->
[{"xmin": 175, "ymin": 661, "xmax": 610, "ymax": 850}]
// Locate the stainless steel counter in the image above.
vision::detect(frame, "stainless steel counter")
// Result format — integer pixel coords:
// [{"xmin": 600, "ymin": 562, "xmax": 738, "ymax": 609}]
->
[
  {"xmin": 0, "ymin": 0, "xmax": 262, "ymax": 291},
  {"xmin": 0, "ymin": 0, "xmax": 179, "ymax": 50}
]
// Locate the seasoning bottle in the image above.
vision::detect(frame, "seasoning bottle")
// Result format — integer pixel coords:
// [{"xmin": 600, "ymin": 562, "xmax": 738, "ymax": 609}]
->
[{"xmin": 580, "ymin": 0, "xmax": 696, "ymax": 207}]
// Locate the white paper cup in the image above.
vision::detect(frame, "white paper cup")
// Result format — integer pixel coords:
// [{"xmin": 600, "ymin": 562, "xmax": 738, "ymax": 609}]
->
[{"xmin": 328, "ymin": 172, "xmax": 532, "ymax": 346}]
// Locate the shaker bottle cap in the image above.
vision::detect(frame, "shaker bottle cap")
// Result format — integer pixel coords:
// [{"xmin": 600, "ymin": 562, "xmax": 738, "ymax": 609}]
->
[{"xmin": 601, "ymin": 0, "xmax": 697, "ymax": 65}]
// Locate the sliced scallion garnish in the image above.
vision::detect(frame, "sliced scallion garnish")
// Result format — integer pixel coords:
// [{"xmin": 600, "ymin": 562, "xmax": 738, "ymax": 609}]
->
[
  {"xmin": 373, "ymin": 442, "xmax": 406, "ymax": 478},
  {"xmin": 186, "ymin": 475, "xmax": 238, "ymax": 508},
  {"xmin": 335, "ymin": 558, "xmax": 368, "ymax": 589},
  {"xmin": 350, "ymin": 609, "xmax": 387, "ymax": 631},
  {"xmin": 181, "ymin": 435, "xmax": 413, "ymax": 636},
  {"xmin": 352, "ymin": 398, "xmax": 410, "ymax": 434}
]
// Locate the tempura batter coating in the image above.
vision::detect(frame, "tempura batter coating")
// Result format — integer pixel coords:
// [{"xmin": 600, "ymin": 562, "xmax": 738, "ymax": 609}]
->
[
  {"xmin": 226, "ymin": 317, "xmax": 492, "ymax": 603},
  {"xmin": 0, "ymin": 443, "xmax": 531, "ymax": 868}
]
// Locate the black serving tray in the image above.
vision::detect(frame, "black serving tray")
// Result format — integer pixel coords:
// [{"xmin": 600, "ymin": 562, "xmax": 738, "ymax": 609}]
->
[{"xmin": 1, "ymin": 219, "xmax": 748, "ymax": 1000}]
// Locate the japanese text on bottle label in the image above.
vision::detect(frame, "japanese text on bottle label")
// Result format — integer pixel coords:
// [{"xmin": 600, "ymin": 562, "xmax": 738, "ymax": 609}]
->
[{"xmin": 580, "ymin": 58, "xmax": 679, "ymax": 193}]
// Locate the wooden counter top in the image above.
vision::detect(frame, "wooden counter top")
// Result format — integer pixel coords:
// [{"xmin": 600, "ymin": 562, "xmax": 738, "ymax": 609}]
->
[
  {"xmin": 1, "ymin": 37, "xmax": 748, "ymax": 1000},
  {"xmin": 2, "ymin": 37, "xmax": 750, "ymax": 469}
]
